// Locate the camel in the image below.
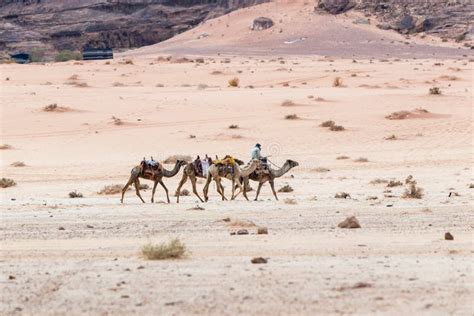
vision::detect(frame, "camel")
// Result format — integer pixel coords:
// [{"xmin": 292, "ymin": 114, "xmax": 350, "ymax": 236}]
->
[
  {"xmin": 242, "ymin": 159, "xmax": 299, "ymax": 201},
  {"xmin": 121, "ymin": 160, "xmax": 186, "ymax": 204},
  {"xmin": 203, "ymin": 159, "xmax": 260, "ymax": 201},
  {"xmin": 175, "ymin": 156, "xmax": 245, "ymax": 203}
]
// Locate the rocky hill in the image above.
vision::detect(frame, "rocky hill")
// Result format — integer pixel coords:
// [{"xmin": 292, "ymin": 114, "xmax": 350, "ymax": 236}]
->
[
  {"xmin": 316, "ymin": 0, "xmax": 473, "ymax": 43},
  {"xmin": 0, "ymin": 0, "xmax": 268, "ymax": 58}
]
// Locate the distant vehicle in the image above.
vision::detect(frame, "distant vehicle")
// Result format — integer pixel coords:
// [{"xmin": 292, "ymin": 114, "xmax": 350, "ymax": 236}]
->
[
  {"xmin": 82, "ymin": 48, "xmax": 113, "ymax": 60},
  {"xmin": 10, "ymin": 52, "xmax": 30, "ymax": 64}
]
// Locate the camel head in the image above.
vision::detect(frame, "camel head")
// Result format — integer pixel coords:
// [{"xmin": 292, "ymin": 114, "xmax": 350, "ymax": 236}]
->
[
  {"xmin": 176, "ymin": 160, "xmax": 187, "ymax": 168},
  {"xmin": 285, "ymin": 159, "xmax": 299, "ymax": 169}
]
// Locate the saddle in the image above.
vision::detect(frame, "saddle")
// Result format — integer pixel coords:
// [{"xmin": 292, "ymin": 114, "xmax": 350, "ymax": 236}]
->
[
  {"xmin": 140, "ymin": 161, "xmax": 159, "ymax": 176},
  {"xmin": 213, "ymin": 156, "xmax": 236, "ymax": 175},
  {"xmin": 193, "ymin": 158, "xmax": 203, "ymax": 177}
]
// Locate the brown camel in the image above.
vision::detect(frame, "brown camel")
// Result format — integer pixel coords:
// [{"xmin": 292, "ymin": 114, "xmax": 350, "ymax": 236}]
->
[
  {"xmin": 175, "ymin": 156, "xmax": 245, "ymax": 203},
  {"xmin": 121, "ymin": 160, "xmax": 186, "ymax": 204},
  {"xmin": 242, "ymin": 159, "xmax": 299, "ymax": 201},
  {"xmin": 203, "ymin": 159, "xmax": 260, "ymax": 201}
]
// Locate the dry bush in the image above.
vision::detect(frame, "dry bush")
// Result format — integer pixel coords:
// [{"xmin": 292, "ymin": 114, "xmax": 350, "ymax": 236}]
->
[
  {"xmin": 336, "ymin": 155, "xmax": 349, "ymax": 160},
  {"xmin": 68, "ymin": 74, "xmax": 79, "ymax": 81},
  {"xmin": 385, "ymin": 134, "xmax": 397, "ymax": 140},
  {"xmin": 438, "ymin": 75, "xmax": 459, "ymax": 81},
  {"xmin": 468, "ymin": 183, "xmax": 474, "ymax": 189},
  {"xmin": 281, "ymin": 100, "xmax": 296, "ymax": 107},
  {"xmin": 257, "ymin": 227, "xmax": 268, "ymax": 234},
  {"xmin": 113, "ymin": 82, "xmax": 125, "ymax": 87},
  {"xmin": 429, "ymin": 87, "xmax": 441, "ymax": 95},
  {"xmin": 315, "ymin": 97, "xmax": 326, "ymax": 102},
  {"xmin": 210, "ymin": 70, "xmax": 223, "ymax": 75},
  {"xmin": 285, "ymin": 114, "xmax": 299, "ymax": 120},
  {"xmin": 385, "ymin": 111, "xmax": 410, "ymax": 120},
  {"xmin": 141, "ymin": 239, "xmax": 186, "ymax": 260},
  {"xmin": 69, "ymin": 191, "xmax": 83, "ymax": 198},
  {"xmin": 174, "ymin": 189, "xmax": 190, "ymax": 197},
  {"xmin": 387, "ymin": 180, "xmax": 402, "ymax": 187},
  {"xmin": 227, "ymin": 218, "xmax": 256, "ymax": 227},
  {"xmin": 197, "ymin": 84, "xmax": 208, "ymax": 90},
  {"xmin": 156, "ymin": 83, "xmax": 165, "ymax": 87},
  {"xmin": 284, "ymin": 198, "xmax": 297, "ymax": 204},
  {"xmin": 312, "ymin": 167, "xmax": 330, "ymax": 173},
  {"xmin": 124, "ymin": 59, "xmax": 134, "ymax": 65},
  {"xmin": 98, "ymin": 184, "xmax": 123, "ymax": 195},
  {"xmin": 370, "ymin": 178, "xmax": 388, "ymax": 184},
  {"xmin": 354, "ymin": 157, "xmax": 369, "ymax": 162},
  {"xmin": 111, "ymin": 116, "xmax": 123, "ymax": 125},
  {"xmin": 163, "ymin": 154, "xmax": 192, "ymax": 164},
  {"xmin": 0, "ymin": 178, "xmax": 16, "ymax": 188},
  {"xmin": 330, "ymin": 125, "xmax": 345, "ymax": 131},
  {"xmin": 403, "ymin": 183, "xmax": 424, "ymax": 199},
  {"xmin": 43, "ymin": 103, "xmax": 71, "ymax": 112},
  {"xmin": 282, "ymin": 82, "xmax": 290, "ymax": 87},
  {"xmin": 11, "ymin": 161, "xmax": 26, "ymax": 167},
  {"xmin": 228, "ymin": 77, "xmax": 239, "ymax": 87},
  {"xmin": 335, "ymin": 192, "xmax": 351, "ymax": 199},
  {"xmin": 278, "ymin": 184, "xmax": 293, "ymax": 193},
  {"xmin": 72, "ymin": 82, "xmax": 88, "ymax": 88},
  {"xmin": 228, "ymin": 124, "xmax": 239, "ymax": 129},
  {"xmin": 0, "ymin": 144, "xmax": 13, "ymax": 150},
  {"xmin": 320, "ymin": 120, "xmax": 335, "ymax": 127},
  {"xmin": 333, "ymin": 77, "xmax": 343, "ymax": 87}
]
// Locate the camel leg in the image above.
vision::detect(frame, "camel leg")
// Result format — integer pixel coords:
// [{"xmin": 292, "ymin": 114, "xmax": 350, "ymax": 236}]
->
[
  {"xmin": 134, "ymin": 179, "xmax": 145, "ymax": 203},
  {"xmin": 151, "ymin": 180, "xmax": 159, "ymax": 203},
  {"xmin": 232, "ymin": 178, "xmax": 244, "ymax": 200},
  {"xmin": 216, "ymin": 178, "xmax": 227, "ymax": 201},
  {"xmin": 254, "ymin": 182, "xmax": 264, "ymax": 201},
  {"xmin": 241, "ymin": 178, "xmax": 249, "ymax": 201},
  {"xmin": 159, "ymin": 180, "xmax": 170, "ymax": 203},
  {"xmin": 120, "ymin": 176, "xmax": 134, "ymax": 203},
  {"xmin": 230, "ymin": 178, "xmax": 236, "ymax": 200},
  {"xmin": 269, "ymin": 179, "xmax": 278, "ymax": 201},
  {"xmin": 190, "ymin": 176, "xmax": 204, "ymax": 202},
  {"xmin": 175, "ymin": 173, "xmax": 188, "ymax": 203},
  {"xmin": 203, "ymin": 175, "xmax": 212, "ymax": 202}
]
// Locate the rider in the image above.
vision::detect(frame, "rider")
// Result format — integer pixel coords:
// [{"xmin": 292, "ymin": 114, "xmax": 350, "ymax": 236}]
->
[{"xmin": 251, "ymin": 143, "xmax": 268, "ymax": 171}]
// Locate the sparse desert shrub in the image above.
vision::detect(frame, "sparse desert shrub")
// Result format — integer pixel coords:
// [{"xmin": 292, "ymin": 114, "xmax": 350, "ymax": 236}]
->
[
  {"xmin": 30, "ymin": 48, "xmax": 46, "ymax": 62},
  {"xmin": 210, "ymin": 70, "xmax": 223, "ymax": 75},
  {"xmin": 11, "ymin": 161, "xmax": 26, "ymax": 167},
  {"xmin": 141, "ymin": 238, "xmax": 186, "ymax": 260},
  {"xmin": 113, "ymin": 82, "xmax": 125, "ymax": 87},
  {"xmin": 335, "ymin": 192, "xmax": 351, "ymax": 199},
  {"xmin": 320, "ymin": 120, "xmax": 335, "ymax": 127},
  {"xmin": 163, "ymin": 154, "xmax": 192, "ymax": 164},
  {"xmin": 285, "ymin": 114, "xmax": 299, "ymax": 120},
  {"xmin": 68, "ymin": 74, "xmax": 79, "ymax": 81},
  {"xmin": 124, "ymin": 59, "xmax": 134, "ymax": 65},
  {"xmin": 174, "ymin": 189, "xmax": 190, "ymax": 197},
  {"xmin": 370, "ymin": 178, "xmax": 388, "ymax": 184},
  {"xmin": 312, "ymin": 167, "xmax": 330, "ymax": 172},
  {"xmin": 386, "ymin": 180, "xmax": 402, "ymax": 187},
  {"xmin": 278, "ymin": 184, "xmax": 293, "ymax": 193},
  {"xmin": 156, "ymin": 83, "xmax": 164, "ymax": 87},
  {"xmin": 98, "ymin": 184, "xmax": 123, "ymax": 195},
  {"xmin": 228, "ymin": 77, "xmax": 239, "ymax": 87},
  {"xmin": 284, "ymin": 198, "xmax": 297, "ymax": 204},
  {"xmin": 429, "ymin": 87, "xmax": 441, "ymax": 95},
  {"xmin": 55, "ymin": 50, "xmax": 82, "ymax": 62},
  {"xmin": 333, "ymin": 77, "xmax": 343, "ymax": 87},
  {"xmin": 336, "ymin": 155, "xmax": 349, "ymax": 160},
  {"xmin": 111, "ymin": 116, "xmax": 123, "ymax": 125},
  {"xmin": 0, "ymin": 178, "xmax": 16, "ymax": 188},
  {"xmin": 354, "ymin": 157, "xmax": 369, "ymax": 162},
  {"xmin": 469, "ymin": 183, "xmax": 474, "ymax": 188},
  {"xmin": 194, "ymin": 58, "xmax": 204, "ymax": 63},
  {"xmin": 0, "ymin": 144, "xmax": 13, "ymax": 150},
  {"xmin": 69, "ymin": 191, "xmax": 83, "ymax": 198},
  {"xmin": 227, "ymin": 218, "xmax": 256, "ymax": 227},
  {"xmin": 197, "ymin": 84, "xmax": 208, "ymax": 90},
  {"xmin": 330, "ymin": 125, "xmax": 345, "ymax": 131},
  {"xmin": 403, "ymin": 183, "xmax": 424, "ymax": 199},
  {"xmin": 385, "ymin": 111, "xmax": 411, "ymax": 120},
  {"xmin": 282, "ymin": 82, "xmax": 290, "ymax": 87},
  {"xmin": 228, "ymin": 124, "xmax": 239, "ymax": 129},
  {"xmin": 385, "ymin": 134, "xmax": 397, "ymax": 140},
  {"xmin": 281, "ymin": 100, "xmax": 296, "ymax": 107},
  {"xmin": 43, "ymin": 103, "xmax": 58, "ymax": 111}
]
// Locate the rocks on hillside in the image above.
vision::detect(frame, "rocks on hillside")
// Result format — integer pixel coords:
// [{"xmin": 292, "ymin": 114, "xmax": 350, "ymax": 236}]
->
[
  {"xmin": 316, "ymin": 0, "xmax": 354, "ymax": 14},
  {"xmin": 251, "ymin": 17, "xmax": 274, "ymax": 31}
]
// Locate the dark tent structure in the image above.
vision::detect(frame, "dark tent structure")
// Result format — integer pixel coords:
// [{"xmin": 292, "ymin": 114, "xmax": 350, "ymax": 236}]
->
[
  {"xmin": 10, "ymin": 53, "xmax": 30, "ymax": 64},
  {"xmin": 82, "ymin": 48, "xmax": 113, "ymax": 60}
]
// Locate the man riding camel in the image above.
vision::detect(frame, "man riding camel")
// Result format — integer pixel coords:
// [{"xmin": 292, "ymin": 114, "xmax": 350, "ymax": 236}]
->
[{"xmin": 251, "ymin": 143, "xmax": 269, "ymax": 172}]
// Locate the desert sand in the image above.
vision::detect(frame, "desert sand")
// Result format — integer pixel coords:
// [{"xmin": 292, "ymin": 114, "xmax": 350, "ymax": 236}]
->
[{"xmin": 1, "ymin": 1, "xmax": 473, "ymax": 315}]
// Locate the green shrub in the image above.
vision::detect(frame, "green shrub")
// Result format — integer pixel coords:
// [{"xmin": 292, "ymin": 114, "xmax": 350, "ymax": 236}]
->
[{"xmin": 55, "ymin": 50, "xmax": 82, "ymax": 62}]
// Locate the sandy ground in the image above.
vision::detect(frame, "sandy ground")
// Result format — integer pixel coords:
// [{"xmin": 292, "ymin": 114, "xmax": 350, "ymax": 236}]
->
[{"xmin": 1, "ymin": 2, "xmax": 474, "ymax": 315}]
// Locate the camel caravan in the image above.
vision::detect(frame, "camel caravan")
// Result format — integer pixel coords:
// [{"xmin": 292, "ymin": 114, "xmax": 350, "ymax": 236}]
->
[{"xmin": 121, "ymin": 144, "xmax": 299, "ymax": 203}]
